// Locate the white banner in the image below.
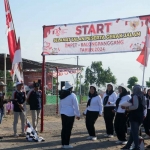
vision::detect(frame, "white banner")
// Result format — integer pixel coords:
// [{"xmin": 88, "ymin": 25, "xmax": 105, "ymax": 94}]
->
[{"xmin": 43, "ymin": 15, "xmax": 150, "ymax": 55}]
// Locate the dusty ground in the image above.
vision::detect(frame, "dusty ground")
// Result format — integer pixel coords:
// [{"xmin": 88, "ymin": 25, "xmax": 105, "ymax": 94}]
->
[{"xmin": 0, "ymin": 115, "xmax": 150, "ymax": 150}]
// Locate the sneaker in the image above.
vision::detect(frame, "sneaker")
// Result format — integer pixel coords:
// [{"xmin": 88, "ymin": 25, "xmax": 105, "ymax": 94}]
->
[
  {"xmin": 116, "ymin": 140, "xmax": 122, "ymax": 144},
  {"xmin": 144, "ymin": 134, "xmax": 150, "ymax": 139},
  {"xmin": 120, "ymin": 146, "xmax": 130, "ymax": 150},
  {"xmin": 92, "ymin": 137, "xmax": 97, "ymax": 141},
  {"xmin": 86, "ymin": 136, "xmax": 92, "ymax": 140},
  {"xmin": 63, "ymin": 145, "xmax": 73, "ymax": 149},
  {"xmin": 108, "ymin": 134, "xmax": 114, "ymax": 138},
  {"xmin": 13, "ymin": 134, "xmax": 19, "ymax": 137},
  {"xmin": 104, "ymin": 134, "xmax": 108, "ymax": 137},
  {"xmin": 122, "ymin": 141, "xmax": 127, "ymax": 145},
  {"xmin": 131, "ymin": 147, "xmax": 140, "ymax": 150},
  {"xmin": 19, "ymin": 133, "xmax": 26, "ymax": 137}
]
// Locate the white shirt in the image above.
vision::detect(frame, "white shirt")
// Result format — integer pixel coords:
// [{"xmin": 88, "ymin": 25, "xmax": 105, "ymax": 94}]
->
[
  {"xmin": 84, "ymin": 95, "xmax": 103, "ymax": 115},
  {"xmin": 59, "ymin": 93, "xmax": 80, "ymax": 117},
  {"xmin": 145, "ymin": 97, "xmax": 150, "ymax": 109},
  {"xmin": 103, "ymin": 92, "xmax": 117, "ymax": 107},
  {"xmin": 117, "ymin": 95, "xmax": 131, "ymax": 113}
]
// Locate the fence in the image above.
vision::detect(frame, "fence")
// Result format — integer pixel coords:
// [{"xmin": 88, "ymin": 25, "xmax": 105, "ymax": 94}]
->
[{"xmin": 46, "ymin": 95, "xmax": 88, "ymax": 105}]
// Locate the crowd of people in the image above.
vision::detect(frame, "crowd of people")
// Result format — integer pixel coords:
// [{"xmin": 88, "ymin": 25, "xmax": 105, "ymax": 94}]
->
[
  {"xmin": 59, "ymin": 81, "xmax": 149, "ymax": 150},
  {"xmin": 0, "ymin": 80, "xmax": 150, "ymax": 149}
]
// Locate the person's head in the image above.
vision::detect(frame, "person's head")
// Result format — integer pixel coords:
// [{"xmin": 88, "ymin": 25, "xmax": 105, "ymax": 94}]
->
[
  {"xmin": 147, "ymin": 89, "xmax": 150, "ymax": 96},
  {"xmin": 16, "ymin": 82, "xmax": 23, "ymax": 91},
  {"xmin": 33, "ymin": 82, "xmax": 40, "ymax": 91},
  {"xmin": 89, "ymin": 86, "xmax": 96, "ymax": 95},
  {"xmin": 0, "ymin": 81, "xmax": 6, "ymax": 92},
  {"xmin": 62, "ymin": 81, "xmax": 73, "ymax": 91},
  {"xmin": 133, "ymin": 84, "xmax": 142, "ymax": 96},
  {"xmin": 118, "ymin": 83, "xmax": 128, "ymax": 94},
  {"xmin": 107, "ymin": 84, "xmax": 113, "ymax": 91}
]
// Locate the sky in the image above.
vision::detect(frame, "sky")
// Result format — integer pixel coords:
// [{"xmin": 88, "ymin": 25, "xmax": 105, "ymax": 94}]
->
[{"xmin": 0, "ymin": 0, "xmax": 150, "ymax": 87}]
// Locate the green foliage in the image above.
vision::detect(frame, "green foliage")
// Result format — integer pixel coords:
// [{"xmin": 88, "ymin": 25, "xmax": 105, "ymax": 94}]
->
[
  {"xmin": 146, "ymin": 81, "xmax": 150, "ymax": 87},
  {"xmin": 84, "ymin": 61, "xmax": 117, "ymax": 86},
  {"xmin": 127, "ymin": 76, "xmax": 138, "ymax": 89},
  {"xmin": 0, "ymin": 70, "xmax": 13, "ymax": 97}
]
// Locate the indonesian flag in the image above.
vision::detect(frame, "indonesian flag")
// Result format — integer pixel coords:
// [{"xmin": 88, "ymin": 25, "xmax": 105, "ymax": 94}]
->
[
  {"xmin": 4, "ymin": 0, "xmax": 23, "ymax": 82},
  {"xmin": 136, "ymin": 25, "xmax": 150, "ymax": 67}
]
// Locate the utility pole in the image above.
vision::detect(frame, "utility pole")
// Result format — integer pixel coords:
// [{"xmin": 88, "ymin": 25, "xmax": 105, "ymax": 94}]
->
[
  {"xmin": 76, "ymin": 56, "xmax": 79, "ymax": 95},
  {"xmin": 4, "ymin": 53, "xmax": 7, "ymax": 117}
]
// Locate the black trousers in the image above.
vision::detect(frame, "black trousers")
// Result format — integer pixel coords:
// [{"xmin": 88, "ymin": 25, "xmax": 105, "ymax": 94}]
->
[
  {"xmin": 104, "ymin": 106, "xmax": 115, "ymax": 135},
  {"xmin": 143, "ymin": 109, "xmax": 150, "ymax": 136},
  {"xmin": 114, "ymin": 112, "xmax": 127, "ymax": 141},
  {"xmin": 86, "ymin": 110, "xmax": 99, "ymax": 137},
  {"xmin": 61, "ymin": 114, "xmax": 75, "ymax": 145}
]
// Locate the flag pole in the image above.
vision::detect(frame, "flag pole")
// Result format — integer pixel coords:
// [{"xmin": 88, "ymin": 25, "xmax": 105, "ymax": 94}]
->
[{"xmin": 142, "ymin": 23, "xmax": 148, "ymax": 89}]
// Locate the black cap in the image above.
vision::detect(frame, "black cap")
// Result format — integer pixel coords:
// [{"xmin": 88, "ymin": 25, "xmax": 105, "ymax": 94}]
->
[{"xmin": 33, "ymin": 82, "xmax": 40, "ymax": 87}]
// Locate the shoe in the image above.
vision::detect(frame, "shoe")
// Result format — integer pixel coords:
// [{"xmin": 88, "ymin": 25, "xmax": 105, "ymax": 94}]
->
[
  {"xmin": 104, "ymin": 134, "xmax": 108, "ymax": 137},
  {"xmin": 0, "ymin": 137, "xmax": 3, "ymax": 139},
  {"xmin": 108, "ymin": 134, "xmax": 114, "ymax": 138},
  {"xmin": 131, "ymin": 147, "xmax": 140, "ymax": 150},
  {"xmin": 120, "ymin": 146, "xmax": 130, "ymax": 150},
  {"xmin": 144, "ymin": 134, "xmax": 150, "ymax": 139},
  {"xmin": 19, "ymin": 133, "xmax": 26, "ymax": 137},
  {"xmin": 13, "ymin": 134, "xmax": 19, "ymax": 137},
  {"xmin": 116, "ymin": 140, "xmax": 122, "ymax": 144},
  {"xmin": 92, "ymin": 137, "xmax": 97, "ymax": 141},
  {"xmin": 63, "ymin": 145, "xmax": 73, "ymax": 149},
  {"xmin": 122, "ymin": 141, "xmax": 127, "ymax": 145},
  {"xmin": 86, "ymin": 136, "xmax": 92, "ymax": 140}
]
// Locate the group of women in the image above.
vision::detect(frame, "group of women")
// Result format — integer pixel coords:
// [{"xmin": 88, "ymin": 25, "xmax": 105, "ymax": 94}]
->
[{"xmin": 59, "ymin": 81, "xmax": 149, "ymax": 150}]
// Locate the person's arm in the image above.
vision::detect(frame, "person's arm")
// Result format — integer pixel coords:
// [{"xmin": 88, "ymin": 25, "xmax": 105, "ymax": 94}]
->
[
  {"xmin": 108, "ymin": 93, "xmax": 117, "ymax": 105},
  {"xmin": 72, "ymin": 95, "xmax": 80, "ymax": 117},
  {"xmin": 26, "ymin": 90, "xmax": 33, "ymax": 104},
  {"xmin": 128, "ymin": 95, "xmax": 139, "ymax": 110},
  {"xmin": 98, "ymin": 96, "xmax": 103, "ymax": 115}
]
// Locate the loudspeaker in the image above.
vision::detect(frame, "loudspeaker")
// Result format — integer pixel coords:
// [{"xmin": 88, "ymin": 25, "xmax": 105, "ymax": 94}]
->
[{"xmin": 61, "ymin": 81, "xmax": 65, "ymax": 90}]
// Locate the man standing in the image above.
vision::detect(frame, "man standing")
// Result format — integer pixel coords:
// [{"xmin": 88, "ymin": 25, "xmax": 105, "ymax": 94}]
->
[
  {"xmin": 0, "ymin": 81, "xmax": 7, "ymax": 139},
  {"xmin": 12, "ymin": 82, "xmax": 26, "ymax": 137},
  {"xmin": 27, "ymin": 82, "xmax": 42, "ymax": 132}
]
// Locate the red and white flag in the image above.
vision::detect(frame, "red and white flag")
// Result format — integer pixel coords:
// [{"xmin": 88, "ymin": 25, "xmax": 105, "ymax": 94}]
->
[
  {"xmin": 136, "ymin": 25, "xmax": 150, "ymax": 67},
  {"xmin": 4, "ymin": 0, "xmax": 23, "ymax": 82}
]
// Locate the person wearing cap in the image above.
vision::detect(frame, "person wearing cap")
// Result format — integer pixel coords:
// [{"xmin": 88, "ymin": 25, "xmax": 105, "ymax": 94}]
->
[
  {"xmin": 12, "ymin": 82, "xmax": 26, "ymax": 137},
  {"xmin": 59, "ymin": 81, "xmax": 80, "ymax": 149},
  {"xmin": 103, "ymin": 83, "xmax": 117, "ymax": 138},
  {"xmin": 113, "ymin": 84, "xmax": 131, "ymax": 145},
  {"xmin": 83, "ymin": 85, "xmax": 103, "ymax": 141},
  {"xmin": 121, "ymin": 84, "xmax": 146, "ymax": 150},
  {"xmin": 27, "ymin": 82, "xmax": 42, "ymax": 132}
]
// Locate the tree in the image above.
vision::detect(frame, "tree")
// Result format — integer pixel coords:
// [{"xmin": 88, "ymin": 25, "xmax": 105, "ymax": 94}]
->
[
  {"xmin": 127, "ymin": 76, "xmax": 138, "ymax": 89},
  {"xmin": 0, "ymin": 70, "xmax": 14, "ymax": 97},
  {"xmin": 84, "ymin": 61, "xmax": 117, "ymax": 86},
  {"xmin": 146, "ymin": 81, "xmax": 150, "ymax": 87}
]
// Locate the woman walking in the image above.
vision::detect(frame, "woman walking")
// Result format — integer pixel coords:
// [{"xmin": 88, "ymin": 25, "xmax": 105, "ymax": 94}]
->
[
  {"xmin": 84, "ymin": 85, "xmax": 103, "ymax": 141},
  {"xmin": 59, "ymin": 81, "xmax": 80, "ymax": 149},
  {"xmin": 114, "ymin": 84, "xmax": 131, "ymax": 145},
  {"xmin": 143, "ymin": 89, "xmax": 150, "ymax": 138},
  {"xmin": 103, "ymin": 83, "xmax": 117, "ymax": 138},
  {"xmin": 121, "ymin": 85, "xmax": 146, "ymax": 150}
]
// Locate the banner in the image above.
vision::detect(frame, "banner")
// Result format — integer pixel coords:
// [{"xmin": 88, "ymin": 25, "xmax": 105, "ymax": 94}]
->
[{"xmin": 43, "ymin": 15, "xmax": 150, "ymax": 55}]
